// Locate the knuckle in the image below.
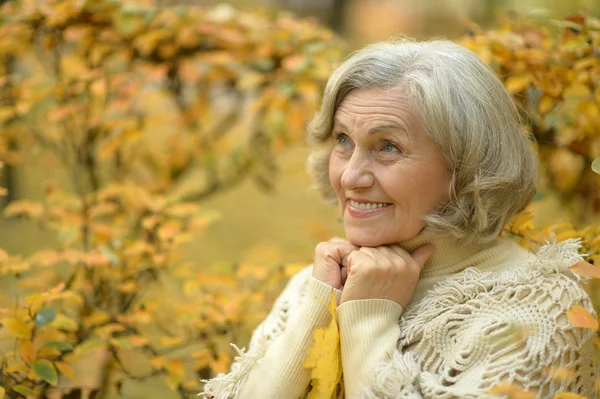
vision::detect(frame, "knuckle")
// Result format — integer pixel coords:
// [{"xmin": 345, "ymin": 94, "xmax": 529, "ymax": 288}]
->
[{"xmin": 315, "ymin": 242, "xmax": 330, "ymax": 254}]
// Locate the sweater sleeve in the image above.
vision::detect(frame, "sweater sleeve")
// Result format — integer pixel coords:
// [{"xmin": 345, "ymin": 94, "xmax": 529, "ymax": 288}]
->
[
  {"xmin": 337, "ymin": 276, "xmax": 597, "ymax": 399},
  {"xmin": 201, "ymin": 266, "xmax": 342, "ymax": 399}
]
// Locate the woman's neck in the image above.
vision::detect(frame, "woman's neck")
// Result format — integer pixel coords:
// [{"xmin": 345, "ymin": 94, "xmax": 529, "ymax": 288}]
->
[{"xmin": 399, "ymin": 229, "xmax": 511, "ymax": 278}]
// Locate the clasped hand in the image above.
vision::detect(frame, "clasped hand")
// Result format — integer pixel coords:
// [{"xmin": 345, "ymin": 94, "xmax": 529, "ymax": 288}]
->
[{"xmin": 312, "ymin": 240, "xmax": 435, "ymax": 308}]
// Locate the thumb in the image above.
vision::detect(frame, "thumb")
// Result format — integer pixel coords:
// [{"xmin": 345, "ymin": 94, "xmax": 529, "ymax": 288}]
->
[{"xmin": 411, "ymin": 244, "xmax": 435, "ymax": 270}]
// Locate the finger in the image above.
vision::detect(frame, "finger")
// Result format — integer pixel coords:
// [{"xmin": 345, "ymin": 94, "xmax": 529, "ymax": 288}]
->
[
  {"xmin": 411, "ymin": 244, "xmax": 435, "ymax": 270},
  {"xmin": 335, "ymin": 243, "xmax": 358, "ymax": 266},
  {"xmin": 385, "ymin": 244, "xmax": 414, "ymax": 265}
]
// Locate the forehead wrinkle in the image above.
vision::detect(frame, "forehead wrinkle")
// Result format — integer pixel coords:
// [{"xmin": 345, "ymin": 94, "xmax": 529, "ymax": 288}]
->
[{"xmin": 334, "ymin": 110, "xmax": 414, "ymax": 141}]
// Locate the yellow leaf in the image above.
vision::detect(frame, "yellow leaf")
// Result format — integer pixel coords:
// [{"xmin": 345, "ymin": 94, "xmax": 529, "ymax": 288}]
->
[
  {"xmin": 129, "ymin": 335, "xmax": 149, "ymax": 347},
  {"xmin": 570, "ymin": 261, "xmax": 600, "ymax": 278},
  {"xmin": 19, "ymin": 339, "xmax": 36, "ymax": 364},
  {"xmin": 118, "ymin": 280, "xmax": 136, "ymax": 294},
  {"xmin": 303, "ymin": 289, "xmax": 342, "ymax": 399},
  {"xmin": 50, "ymin": 314, "xmax": 79, "ymax": 332},
  {"xmin": 488, "ymin": 382, "xmax": 536, "ymax": 399},
  {"xmin": 505, "ymin": 74, "xmax": 534, "ymax": 94},
  {"xmin": 38, "ymin": 346, "xmax": 61, "ymax": 358},
  {"xmin": 83, "ymin": 310, "xmax": 111, "ymax": 329},
  {"xmin": 25, "ymin": 293, "xmax": 46, "ymax": 316},
  {"xmin": 60, "ymin": 54, "xmax": 90, "ymax": 80},
  {"xmin": 159, "ymin": 336, "xmax": 183, "ymax": 348},
  {"xmin": 165, "ymin": 359, "xmax": 185, "ymax": 390},
  {"xmin": 55, "ymin": 361, "xmax": 75, "ymax": 380},
  {"xmin": 566, "ymin": 305, "xmax": 599, "ymax": 330},
  {"xmin": 544, "ymin": 366, "xmax": 574, "ymax": 382},
  {"xmin": 150, "ymin": 356, "xmax": 165, "ymax": 370},
  {"xmin": 539, "ymin": 96, "xmax": 554, "ymax": 114},
  {"xmin": 209, "ymin": 351, "xmax": 231, "ymax": 374},
  {"xmin": 1, "ymin": 317, "xmax": 31, "ymax": 339},
  {"xmin": 0, "ymin": 386, "xmax": 4, "ymax": 399},
  {"xmin": 553, "ymin": 393, "xmax": 588, "ymax": 399}
]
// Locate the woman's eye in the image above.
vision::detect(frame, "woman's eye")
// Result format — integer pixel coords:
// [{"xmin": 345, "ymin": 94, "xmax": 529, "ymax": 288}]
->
[
  {"xmin": 335, "ymin": 133, "xmax": 350, "ymax": 146},
  {"xmin": 381, "ymin": 141, "xmax": 401, "ymax": 153}
]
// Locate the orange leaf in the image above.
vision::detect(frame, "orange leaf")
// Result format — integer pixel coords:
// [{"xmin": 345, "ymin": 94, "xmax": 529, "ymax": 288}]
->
[
  {"xmin": 19, "ymin": 339, "xmax": 36, "ymax": 364},
  {"xmin": 3, "ymin": 200, "xmax": 44, "ymax": 219},
  {"xmin": 55, "ymin": 361, "xmax": 75, "ymax": 380},
  {"xmin": 570, "ymin": 261, "xmax": 600, "ymax": 278},
  {"xmin": 566, "ymin": 305, "xmax": 599, "ymax": 330},
  {"xmin": 209, "ymin": 351, "xmax": 231, "ymax": 374},
  {"xmin": 488, "ymin": 382, "xmax": 536, "ymax": 399},
  {"xmin": 553, "ymin": 393, "xmax": 588, "ymax": 399},
  {"xmin": 165, "ymin": 359, "xmax": 185, "ymax": 390}
]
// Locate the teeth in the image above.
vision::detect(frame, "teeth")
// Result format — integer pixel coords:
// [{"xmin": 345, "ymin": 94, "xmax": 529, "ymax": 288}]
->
[{"xmin": 349, "ymin": 200, "xmax": 389, "ymax": 210}]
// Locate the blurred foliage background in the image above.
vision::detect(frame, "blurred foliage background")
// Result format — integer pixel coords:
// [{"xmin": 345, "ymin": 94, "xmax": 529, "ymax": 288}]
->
[{"xmin": 0, "ymin": 0, "xmax": 600, "ymax": 398}]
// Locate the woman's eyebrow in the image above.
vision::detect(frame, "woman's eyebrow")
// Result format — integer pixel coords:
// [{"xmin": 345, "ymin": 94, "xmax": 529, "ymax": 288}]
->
[
  {"xmin": 333, "ymin": 119, "xmax": 348, "ymax": 131},
  {"xmin": 368, "ymin": 124, "xmax": 407, "ymax": 136}
]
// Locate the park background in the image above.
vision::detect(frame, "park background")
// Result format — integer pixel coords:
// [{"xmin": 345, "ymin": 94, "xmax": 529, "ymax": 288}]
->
[{"xmin": 1, "ymin": 0, "xmax": 600, "ymax": 398}]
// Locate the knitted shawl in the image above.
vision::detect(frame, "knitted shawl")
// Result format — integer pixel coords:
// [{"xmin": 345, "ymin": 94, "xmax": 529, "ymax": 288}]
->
[{"xmin": 201, "ymin": 238, "xmax": 597, "ymax": 399}]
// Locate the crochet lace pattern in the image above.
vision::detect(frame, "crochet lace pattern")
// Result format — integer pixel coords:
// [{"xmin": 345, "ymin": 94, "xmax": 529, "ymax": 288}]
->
[{"xmin": 201, "ymin": 239, "xmax": 597, "ymax": 399}]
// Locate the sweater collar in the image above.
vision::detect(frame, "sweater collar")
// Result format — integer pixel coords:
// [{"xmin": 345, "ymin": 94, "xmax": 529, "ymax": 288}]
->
[{"xmin": 399, "ymin": 229, "xmax": 508, "ymax": 278}]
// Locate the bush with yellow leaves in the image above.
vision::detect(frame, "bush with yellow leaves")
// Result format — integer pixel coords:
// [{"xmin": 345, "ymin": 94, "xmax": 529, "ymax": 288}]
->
[{"xmin": 0, "ymin": 0, "xmax": 341, "ymax": 397}]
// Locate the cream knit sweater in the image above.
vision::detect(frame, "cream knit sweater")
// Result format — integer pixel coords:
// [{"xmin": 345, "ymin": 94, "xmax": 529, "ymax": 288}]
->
[{"xmin": 201, "ymin": 233, "xmax": 597, "ymax": 399}]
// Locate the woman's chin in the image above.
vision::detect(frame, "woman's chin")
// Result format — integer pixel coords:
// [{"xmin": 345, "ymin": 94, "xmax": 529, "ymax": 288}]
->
[
  {"xmin": 345, "ymin": 232, "xmax": 389, "ymax": 248},
  {"xmin": 344, "ymin": 228, "xmax": 421, "ymax": 247}
]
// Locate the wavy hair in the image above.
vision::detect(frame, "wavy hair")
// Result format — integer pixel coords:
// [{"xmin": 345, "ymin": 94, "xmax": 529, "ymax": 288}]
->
[{"xmin": 307, "ymin": 38, "xmax": 538, "ymax": 243}]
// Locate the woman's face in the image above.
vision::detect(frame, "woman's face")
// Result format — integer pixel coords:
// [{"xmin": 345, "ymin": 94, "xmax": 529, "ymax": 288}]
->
[{"xmin": 329, "ymin": 87, "xmax": 451, "ymax": 247}]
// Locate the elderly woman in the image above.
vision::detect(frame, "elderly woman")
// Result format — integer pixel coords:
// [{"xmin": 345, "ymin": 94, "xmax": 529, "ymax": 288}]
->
[{"xmin": 201, "ymin": 39, "xmax": 597, "ymax": 398}]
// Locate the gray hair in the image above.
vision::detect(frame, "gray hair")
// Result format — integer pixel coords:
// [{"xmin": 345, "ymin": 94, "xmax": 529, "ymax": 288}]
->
[{"xmin": 307, "ymin": 38, "xmax": 538, "ymax": 243}]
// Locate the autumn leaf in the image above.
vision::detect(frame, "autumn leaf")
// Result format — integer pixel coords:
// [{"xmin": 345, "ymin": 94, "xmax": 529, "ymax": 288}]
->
[
  {"xmin": 303, "ymin": 289, "xmax": 342, "ymax": 399},
  {"xmin": 19, "ymin": 339, "xmax": 36, "ymax": 364},
  {"xmin": 566, "ymin": 305, "xmax": 599, "ymax": 330},
  {"xmin": 55, "ymin": 361, "xmax": 75, "ymax": 380},
  {"xmin": 165, "ymin": 359, "xmax": 185, "ymax": 390},
  {"xmin": 488, "ymin": 382, "xmax": 536, "ymax": 399},
  {"xmin": 1, "ymin": 317, "xmax": 31, "ymax": 339},
  {"xmin": 569, "ymin": 261, "xmax": 600, "ymax": 278},
  {"xmin": 505, "ymin": 74, "xmax": 534, "ymax": 94},
  {"xmin": 3, "ymin": 200, "xmax": 44, "ymax": 219},
  {"xmin": 12, "ymin": 385, "xmax": 36, "ymax": 396},
  {"xmin": 0, "ymin": 386, "xmax": 4, "ymax": 399},
  {"xmin": 553, "ymin": 393, "xmax": 588, "ymax": 399}
]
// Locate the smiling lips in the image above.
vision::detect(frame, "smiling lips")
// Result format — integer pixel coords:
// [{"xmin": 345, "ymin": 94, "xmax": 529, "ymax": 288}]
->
[{"xmin": 347, "ymin": 199, "xmax": 392, "ymax": 217}]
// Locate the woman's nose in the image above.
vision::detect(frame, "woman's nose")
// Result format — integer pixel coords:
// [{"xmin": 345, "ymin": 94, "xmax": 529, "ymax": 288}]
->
[{"xmin": 340, "ymin": 152, "xmax": 374, "ymax": 190}]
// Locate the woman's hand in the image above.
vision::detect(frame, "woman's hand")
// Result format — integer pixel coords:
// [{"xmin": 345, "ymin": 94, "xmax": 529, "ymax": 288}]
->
[
  {"xmin": 339, "ymin": 244, "xmax": 435, "ymax": 308},
  {"xmin": 312, "ymin": 240, "xmax": 359, "ymax": 289}
]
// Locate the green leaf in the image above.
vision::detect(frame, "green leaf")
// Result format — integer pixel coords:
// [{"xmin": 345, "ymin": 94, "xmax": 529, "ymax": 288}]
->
[
  {"xmin": 111, "ymin": 337, "xmax": 133, "ymax": 349},
  {"xmin": 74, "ymin": 338, "xmax": 107, "ymax": 355},
  {"xmin": 591, "ymin": 158, "xmax": 600, "ymax": 174},
  {"xmin": 32, "ymin": 359, "xmax": 58, "ymax": 386},
  {"xmin": 13, "ymin": 384, "xmax": 36, "ymax": 395},
  {"xmin": 42, "ymin": 340, "xmax": 73, "ymax": 351},
  {"xmin": 35, "ymin": 306, "xmax": 57, "ymax": 328}
]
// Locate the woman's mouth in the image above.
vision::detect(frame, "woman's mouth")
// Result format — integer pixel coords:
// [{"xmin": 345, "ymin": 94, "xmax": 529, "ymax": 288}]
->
[{"xmin": 347, "ymin": 200, "xmax": 393, "ymax": 218}]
